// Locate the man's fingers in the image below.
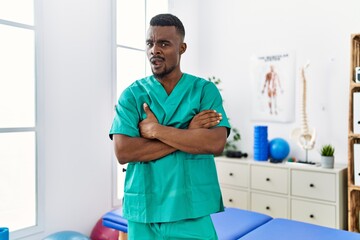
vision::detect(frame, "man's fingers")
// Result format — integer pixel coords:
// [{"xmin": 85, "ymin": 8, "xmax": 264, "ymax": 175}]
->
[
  {"xmin": 201, "ymin": 117, "xmax": 221, "ymax": 128},
  {"xmin": 143, "ymin": 103, "xmax": 150, "ymax": 112},
  {"xmin": 196, "ymin": 110, "xmax": 222, "ymax": 121},
  {"xmin": 143, "ymin": 103, "xmax": 158, "ymax": 122},
  {"xmin": 188, "ymin": 109, "xmax": 222, "ymax": 129},
  {"xmin": 196, "ymin": 110, "xmax": 216, "ymax": 117},
  {"xmin": 197, "ymin": 113, "xmax": 222, "ymax": 128},
  {"xmin": 143, "ymin": 103, "xmax": 154, "ymax": 116}
]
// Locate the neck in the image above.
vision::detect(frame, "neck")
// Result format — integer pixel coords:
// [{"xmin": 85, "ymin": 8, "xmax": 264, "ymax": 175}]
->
[{"xmin": 156, "ymin": 70, "xmax": 183, "ymax": 95}]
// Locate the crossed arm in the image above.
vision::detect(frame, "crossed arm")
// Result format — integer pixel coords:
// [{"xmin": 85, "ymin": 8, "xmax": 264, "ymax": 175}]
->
[{"xmin": 113, "ymin": 103, "xmax": 228, "ymax": 164}]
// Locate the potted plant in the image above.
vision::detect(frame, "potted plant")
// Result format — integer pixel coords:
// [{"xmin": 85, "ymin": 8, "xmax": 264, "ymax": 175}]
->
[
  {"xmin": 320, "ymin": 144, "xmax": 335, "ymax": 168},
  {"xmin": 208, "ymin": 76, "xmax": 246, "ymax": 158}
]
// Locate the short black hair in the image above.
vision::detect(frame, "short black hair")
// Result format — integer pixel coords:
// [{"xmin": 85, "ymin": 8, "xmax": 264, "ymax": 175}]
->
[{"xmin": 150, "ymin": 14, "xmax": 185, "ymax": 41}]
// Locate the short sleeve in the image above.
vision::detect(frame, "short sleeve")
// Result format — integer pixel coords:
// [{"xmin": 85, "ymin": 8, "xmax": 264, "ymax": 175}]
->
[
  {"xmin": 109, "ymin": 88, "xmax": 141, "ymax": 140},
  {"xmin": 200, "ymin": 81, "xmax": 231, "ymax": 136}
]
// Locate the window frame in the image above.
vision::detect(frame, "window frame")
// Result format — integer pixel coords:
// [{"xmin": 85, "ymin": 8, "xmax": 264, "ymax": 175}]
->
[
  {"xmin": 111, "ymin": 0, "xmax": 168, "ymax": 207},
  {"xmin": 0, "ymin": 0, "xmax": 45, "ymax": 238}
]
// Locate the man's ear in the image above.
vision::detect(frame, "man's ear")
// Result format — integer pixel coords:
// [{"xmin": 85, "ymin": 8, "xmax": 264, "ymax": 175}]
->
[{"xmin": 180, "ymin": 43, "xmax": 187, "ymax": 54}]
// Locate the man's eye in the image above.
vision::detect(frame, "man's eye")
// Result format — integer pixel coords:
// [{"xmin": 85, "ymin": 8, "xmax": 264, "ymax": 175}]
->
[{"xmin": 161, "ymin": 43, "xmax": 168, "ymax": 47}]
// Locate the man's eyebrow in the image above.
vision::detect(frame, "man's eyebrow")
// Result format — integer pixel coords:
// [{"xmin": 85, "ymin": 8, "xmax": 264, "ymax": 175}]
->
[
  {"xmin": 158, "ymin": 40, "xmax": 170, "ymax": 43},
  {"xmin": 146, "ymin": 39, "xmax": 172, "ymax": 46},
  {"xmin": 147, "ymin": 39, "xmax": 171, "ymax": 43}
]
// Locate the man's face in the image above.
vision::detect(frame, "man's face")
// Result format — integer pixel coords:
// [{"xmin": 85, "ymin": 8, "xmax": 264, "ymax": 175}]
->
[{"xmin": 146, "ymin": 26, "xmax": 185, "ymax": 79}]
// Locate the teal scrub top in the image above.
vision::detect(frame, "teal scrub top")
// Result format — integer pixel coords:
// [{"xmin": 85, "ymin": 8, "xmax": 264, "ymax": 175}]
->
[{"xmin": 109, "ymin": 73, "xmax": 231, "ymax": 223}]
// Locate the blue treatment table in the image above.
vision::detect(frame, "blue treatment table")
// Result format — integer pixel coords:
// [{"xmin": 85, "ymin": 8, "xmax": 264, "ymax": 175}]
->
[
  {"xmin": 102, "ymin": 208, "xmax": 128, "ymax": 233},
  {"xmin": 240, "ymin": 218, "xmax": 360, "ymax": 240},
  {"xmin": 102, "ymin": 207, "xmax": 272, "ymax": 240},
  {"xmin": 102, "ymin": 208, "xmax": 360, "ymax": 240},
  {"xmin": 210, "ymin": 208, "xmax": 272, "ymax": 239}
]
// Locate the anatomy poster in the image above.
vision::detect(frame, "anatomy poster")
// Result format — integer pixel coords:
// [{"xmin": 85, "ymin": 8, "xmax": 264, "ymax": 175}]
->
[{"xmin": 250, "ymin": 52, "xmax": 295, "ymax": 122}]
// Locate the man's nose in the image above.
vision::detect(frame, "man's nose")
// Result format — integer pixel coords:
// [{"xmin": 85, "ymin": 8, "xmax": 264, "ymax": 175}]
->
[{"xmin": 151, "ymin": 44, "xmax": 161, "ymax": 55}]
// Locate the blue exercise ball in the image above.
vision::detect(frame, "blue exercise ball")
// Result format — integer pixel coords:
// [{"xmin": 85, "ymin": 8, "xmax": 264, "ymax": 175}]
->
[
  {"xmin": 43, "ymin": 231, "xmax": 90, "ymax": 240},
  {"xmin": 269, "ymin": 138, "xmax": 290, "ymax": 162}
]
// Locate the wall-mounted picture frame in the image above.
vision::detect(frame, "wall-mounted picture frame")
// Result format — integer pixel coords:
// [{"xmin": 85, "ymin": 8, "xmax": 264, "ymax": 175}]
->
[{"xmin": 250, "ymin": 52, "xmax": 295, "ymax": 123}]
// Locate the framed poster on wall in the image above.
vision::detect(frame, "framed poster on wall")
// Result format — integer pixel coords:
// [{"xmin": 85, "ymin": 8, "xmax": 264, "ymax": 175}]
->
[{"xmin": 250, "ymin": 52, "xmax": 295, "ymax": 122}]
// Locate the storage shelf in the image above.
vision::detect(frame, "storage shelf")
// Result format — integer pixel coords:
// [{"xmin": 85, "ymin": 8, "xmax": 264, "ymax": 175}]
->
[
  {"xmin": 350, "ymin": 81, "xmax": 360, "ymax": 89},
  {"xmin": 349, "ymin": 185, "xmax": 360, "ymax": 191},
  {"xmin": 349, "ymin": 133, "xmax": 360, "ymax": 139},
  {"xmin": 348, "ymin": 33, "xmax": 360, "ymax": 232}
]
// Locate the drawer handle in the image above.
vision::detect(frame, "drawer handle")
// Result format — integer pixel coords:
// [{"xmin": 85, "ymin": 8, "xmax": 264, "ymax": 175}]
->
[
  {"xmin": 266, "ymin": 206, "xmax": 270, "ymax": 210},
  {"xmin": 266, "ymin": 178, "xmax": 270, "ymax": 182},
  {"xmin": 309, "ymin": 214, "xmax": 315, "ymax": 219},
  {"xmin": 228, "ymin": 199, "xmax": 233, "ymax": 202},
  {"xmin": 309, "ymin": 183, "xmax": 315, "ymax": 188},
  {"xmin": 229, "ymin": 173, "xmax": 234, "ymax": 176}
]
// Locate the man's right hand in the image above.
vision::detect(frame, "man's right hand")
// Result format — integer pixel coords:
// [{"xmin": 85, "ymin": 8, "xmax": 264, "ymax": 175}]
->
[{"xmin": 188, "ymin": 110, "xmax": 222, "ymax": 129}]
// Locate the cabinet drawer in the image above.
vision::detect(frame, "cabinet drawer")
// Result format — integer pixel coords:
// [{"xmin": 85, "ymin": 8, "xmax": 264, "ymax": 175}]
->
[
  {"xmin": 221, "ymin": 186, "xmax": 248, "ymax": 209},
  {"xmin": 216, "ymin": 161, "xmax": 249, "ymax": 188},
  {"xmin": 251, "ymin": 165, "xmax": 288, "ymax": 194},
  {"xmin": 291, "ymin": 170, "xmax": 336, "ymax": 202},
  {"xmin": 291, "ymin": 199, "xmax": 336, "ymax": 228},
  {"xmin": 251, "ymin": 192, "xmax": 288, "ymax": 218}
]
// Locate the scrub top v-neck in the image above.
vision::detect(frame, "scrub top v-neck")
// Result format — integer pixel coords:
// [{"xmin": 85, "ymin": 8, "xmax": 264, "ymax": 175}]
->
[{"xmin": 110, "ymin": 73, "xmax": 231, "ymax": 223}]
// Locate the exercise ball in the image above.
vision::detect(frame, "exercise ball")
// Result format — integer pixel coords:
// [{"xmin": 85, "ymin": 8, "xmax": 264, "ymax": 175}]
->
[
  {"xmin": 90, "ymin": 218, "xmax": 119, "ymax": 240},
  {"xmin": 269, "ymin": 138, "xmax": 290, "ymax": 162},
  {"xmin": 43, "ymin": 231, "xmax": 90, "ymax": 240}
]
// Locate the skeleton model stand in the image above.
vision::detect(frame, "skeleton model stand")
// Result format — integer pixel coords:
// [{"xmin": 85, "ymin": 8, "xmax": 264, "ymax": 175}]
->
[{"xmin": 291, "ymin": 62, "xmax": 316, "ymax": 164}]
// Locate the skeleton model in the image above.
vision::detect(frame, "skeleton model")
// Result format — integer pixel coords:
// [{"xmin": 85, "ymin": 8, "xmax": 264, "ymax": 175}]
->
[{"xmin": 291, "ymin": 62, "xmax": 316, "ymax": 162}]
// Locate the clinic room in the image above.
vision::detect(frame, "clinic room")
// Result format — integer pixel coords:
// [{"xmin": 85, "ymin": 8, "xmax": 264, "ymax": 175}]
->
[{"xmin": 2, "ymin": 0, "xmax": 360, "ymax": 239}]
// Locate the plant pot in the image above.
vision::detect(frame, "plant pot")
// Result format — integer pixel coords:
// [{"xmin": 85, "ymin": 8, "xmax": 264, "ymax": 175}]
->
[{"xmin": 321, "ymin": 156, "xmax": 334, "ymax": 169}]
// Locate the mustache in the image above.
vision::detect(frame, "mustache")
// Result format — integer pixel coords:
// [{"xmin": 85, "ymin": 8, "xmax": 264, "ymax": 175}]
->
[{"xmin": 150, "ymin": 56, "xmax": 165, "ymax": 62}]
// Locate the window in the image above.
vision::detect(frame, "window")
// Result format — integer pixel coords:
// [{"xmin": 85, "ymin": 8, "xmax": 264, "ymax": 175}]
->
[
  {"xmin": 112, "ymin": 0, "xmax": 168, "ymax": 205},
  {"xmin": 0, "ymin": 0, "xmax": 42, "ymax": 238}
]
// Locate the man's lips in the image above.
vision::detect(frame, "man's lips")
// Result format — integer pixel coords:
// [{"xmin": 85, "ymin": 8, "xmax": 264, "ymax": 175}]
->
[{"xmin": 150, "ymin": 57, "xmax": 165, "ymax": 65}]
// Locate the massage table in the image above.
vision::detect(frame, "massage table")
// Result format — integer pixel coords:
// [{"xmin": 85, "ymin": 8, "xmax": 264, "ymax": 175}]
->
[
  {"xmin": 240, "ymin": 218, "xmax": 360, "ymax": 240},
  {"xmin": 102, "ymin": 207, "xmax": 360, "ymax": 240},
  {"xmin": 102, "ymin": 207, "xmax": 272, "ymax": 240}
]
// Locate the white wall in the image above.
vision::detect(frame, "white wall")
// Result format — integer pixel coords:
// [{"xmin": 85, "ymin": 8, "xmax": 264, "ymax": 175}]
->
[
  {"xmin": 20, "ymin": 0, "xmax": 359, "ymax": 238},
  {"xmin": 170, "ymin": 0, "xmax": 360, "ymax": 164},
  {"xmin": 25, "ymin": 0, "xmax": 114, "ymax": 239},
  {"xmin": 168, "ymin": 0, "xmax": 200, "ymax": 74}
]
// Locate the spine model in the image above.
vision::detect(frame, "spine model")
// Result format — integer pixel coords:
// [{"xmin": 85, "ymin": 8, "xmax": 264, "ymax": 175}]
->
[{"xmin": 291, "ymin": 62, "xmax": 316, "ymax": 151}]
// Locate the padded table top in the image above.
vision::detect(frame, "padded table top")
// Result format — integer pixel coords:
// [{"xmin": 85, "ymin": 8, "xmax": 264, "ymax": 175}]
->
[
  {"xmin": 240, "ymin": 218, "xmax": 360, "ymax": 240},
  {"xmin": 102, "ymin": 207, "xmax": 273, "ymax": 239},
  {"xmin": 102, "ymin": 208, "xmax": 128, "ymax": 233},
  {"xmin": 211, "ymin": 208, "xmax": 272, "ymax": 240}
]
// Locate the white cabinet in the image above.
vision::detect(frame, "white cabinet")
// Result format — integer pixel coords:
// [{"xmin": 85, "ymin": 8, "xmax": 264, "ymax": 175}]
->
[
  {"xmin": 215, "ymin": 157, "xmax": 347, "ymax": 229},
  {"xmin": 354, "ymin": 92, "xmax": 360, "ymax": 134},
  {"xmin": 216, "ymin": 160, "xmax": 249, "ymax": 187},
  {"xmin": 251, "ymin": 192, "xmax": 288, "ymax": 218},
  {"xmin": 291, "ymin": 199, "xmax": 336, "ymax": 227},
  {"xmin": 291, "ymin": 170, "xmax": 336, "ymax": 201},
  {"xmin": 354, "ymin": 143, "xmax": 360, "ymax": 186},
  {"xmin": 216, "ymin": 160, "xmax": 249, "ymax": 209},
  {"xmin": 251, "ymin": 165, "xmax": 288, "ymax": 194},
  {"xmin": 221, "ymin": 187, "xmax": 248, "ymax": 209}
]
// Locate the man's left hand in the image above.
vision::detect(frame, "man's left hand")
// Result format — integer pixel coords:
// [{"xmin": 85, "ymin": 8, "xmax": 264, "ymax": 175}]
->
[
  {"xmin": 189, "ymin": 110, "xmax": 222, "ymax": 129},
  {"xmin": 139, "ymin": 103, "xmax": 159, "ymax": 139}
]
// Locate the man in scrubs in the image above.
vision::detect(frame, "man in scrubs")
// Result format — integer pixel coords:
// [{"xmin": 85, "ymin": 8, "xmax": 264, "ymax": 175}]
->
[{"xmin": 110, "ymin": 14, "xmax": 231, "ymax": 240}]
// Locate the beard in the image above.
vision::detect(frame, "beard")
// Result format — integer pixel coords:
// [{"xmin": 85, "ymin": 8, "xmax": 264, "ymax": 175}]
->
[{"xmin": 152, "ymin": 64, "xmax": 176, "ymax": 80}]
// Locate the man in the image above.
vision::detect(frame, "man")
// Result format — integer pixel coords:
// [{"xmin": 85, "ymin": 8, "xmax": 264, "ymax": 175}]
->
[{"xmin": 110, "ymin": 13, "xmax": 230, "ymax": 239}]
